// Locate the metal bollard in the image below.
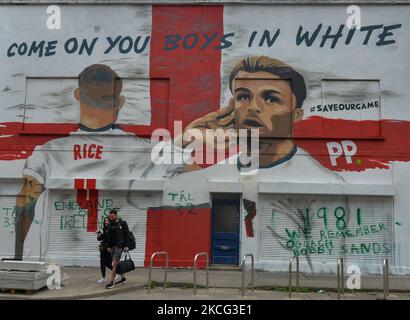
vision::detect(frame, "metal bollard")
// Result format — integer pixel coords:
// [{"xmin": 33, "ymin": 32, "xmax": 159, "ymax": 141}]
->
[
  {"xmin": 147, "ymin": 251, "xmax": 169, "ymax": 294},
  {"xmin": 241, "ymin": 254, "xmax": 254, "ymax": 297},
  {"xmin": 193, "ymin": 252, "xmax": 209, "ymax": 295},
  {"xmin": 383, "ymin": 258, "xmax": 389, "ymax": 299},
  {"xmin": 337, "ymin": 257, "xmax": 344, "ymax": 300},
  {"xmin": 288, "ymin": 256, "xmax": 299, "ymax": 298}
]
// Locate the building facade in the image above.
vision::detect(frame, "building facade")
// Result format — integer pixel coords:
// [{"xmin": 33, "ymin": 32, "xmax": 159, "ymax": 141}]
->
[{"xmin": 0, "ymin": 1, "xmax": 409, "ymax": 275}]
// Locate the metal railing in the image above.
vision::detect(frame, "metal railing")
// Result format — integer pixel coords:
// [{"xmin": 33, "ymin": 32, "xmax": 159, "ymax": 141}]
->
[
  {"xmin": 193, "ymin": 252, "xmax": 209, "ymax": 295},
  {"xmin": 337, "ymin": 257, "xmax": 345, "ymax": 300},
  {"xmin": 288, "ymin": 256, "xmax": 299, "ymax": 298},
  {"xmin": 147, "ymin": 251, "xmax": 169, "ymax": 294},
  {"xmin": 383, "ymin": 258, "xmax": 389, "ymax": 299},
  {"xmin": 241, "ymin": 254, "xmax": 254, "ymax": 297}
]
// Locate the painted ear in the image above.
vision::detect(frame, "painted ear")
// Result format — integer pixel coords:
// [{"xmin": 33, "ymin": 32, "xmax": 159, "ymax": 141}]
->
[
  {"xmin": 117, "ymin": 95, "xmax": 125, "ymax": 111},
  {"xmin": 294, "ymin": 108, "xmax": 304, "ymax": 122},
  {"xmin": 114, "ymin": 96, "xmax": 126, "ymax": 118},
  {"xmin": 74, "ymin": 88, "xmax": 80, "ymax": 101}
]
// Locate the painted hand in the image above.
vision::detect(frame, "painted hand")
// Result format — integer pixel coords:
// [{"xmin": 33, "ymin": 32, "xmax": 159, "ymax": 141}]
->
[
  {"xmin": 178, "ymin": 98, "xmax": 236, "ymax": 172},
  {"xmin": 182, "ymin": 98, "xmax": 235, "ymax": 148}
]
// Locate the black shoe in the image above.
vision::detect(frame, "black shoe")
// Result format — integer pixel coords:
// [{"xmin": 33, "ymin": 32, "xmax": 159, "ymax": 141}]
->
[
  {"xmin": 105, "ymin": 281, "xmax": 115, "ymax": 289},
  {"xmin": 115, "ymin": 277, "xmax": 127, "ymax": 285}
]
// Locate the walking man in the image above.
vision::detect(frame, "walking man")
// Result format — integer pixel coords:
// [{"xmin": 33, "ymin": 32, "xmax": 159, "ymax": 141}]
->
[{"xmin": 105, "ymin": 209, "xmax": 130, "ymax": 289}]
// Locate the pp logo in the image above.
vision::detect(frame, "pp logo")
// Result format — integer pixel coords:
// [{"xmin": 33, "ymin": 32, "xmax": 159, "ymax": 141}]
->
[
  {"xmin": 346, "ymin": 264, "xmax": 361, "ymax": 290},
  {"xmin": 327, "ymin": 140, "xmax": 357, "ymax": 166},
  {"xmin": 46, "ymin": 265, "xmax": 62, "ymax": 290}
]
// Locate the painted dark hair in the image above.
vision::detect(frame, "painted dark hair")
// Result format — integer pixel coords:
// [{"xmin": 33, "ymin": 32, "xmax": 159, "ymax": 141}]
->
[
  {"xmin": 229, "ymin": 56, "xmax": 307, "ymax": 108},
  {"xmin": 78, "ymin": 64, "xmax": 122, "ymax": 110}
]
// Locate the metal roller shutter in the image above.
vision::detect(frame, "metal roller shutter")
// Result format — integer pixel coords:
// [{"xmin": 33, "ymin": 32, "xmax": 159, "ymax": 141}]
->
[
  {"xmin": 46, "ymin": 190, "xmax": 162, "ymax": 266},
  {"xmin": 0, "ymin": 195, "xmax": 19, "ymax": 258},
  {"xmin": 258, "ymin": 194, "xmax": 393, "ymax": 266}
]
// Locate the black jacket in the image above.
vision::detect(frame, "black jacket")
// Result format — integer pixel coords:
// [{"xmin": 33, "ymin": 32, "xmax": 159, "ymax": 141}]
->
[
  {"xmin": 106, "ymin": 219, "xmax": 130, "ymax": 248},
  {"xmin": 97, "ymin": 225, "xmax": 109, "ymax": 252}
]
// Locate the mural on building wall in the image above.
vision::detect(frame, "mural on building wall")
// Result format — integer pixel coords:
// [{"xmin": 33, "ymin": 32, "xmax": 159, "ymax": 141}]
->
[
  {"xmin": 0, "ymin": 5, "xmax": 408, "ymax": 272},
  {"xmin": 176, "ymin": 56, "xmax": 350, "ymax": 268},
  {"xmin": 13, "ymin": 64, "xmax": 179, "ymax": 259},
  {"xmin": 181, "ymin": 55, "xmax": 347, "ymax": 178},
  {"xmin": 243, "ymin": 199, "xmax": 256, "ymax": 237}
]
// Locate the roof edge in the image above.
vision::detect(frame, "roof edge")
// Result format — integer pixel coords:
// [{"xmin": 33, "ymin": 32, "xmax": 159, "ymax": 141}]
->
[{"xmin": 1, "ymin": 0, "xmax": 410, "ymax": 5}]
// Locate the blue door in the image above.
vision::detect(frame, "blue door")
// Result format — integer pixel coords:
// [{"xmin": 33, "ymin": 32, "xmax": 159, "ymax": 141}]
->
[{"xmin": 211, "ymin": 199, "xmax": 240, "ymax": 265}]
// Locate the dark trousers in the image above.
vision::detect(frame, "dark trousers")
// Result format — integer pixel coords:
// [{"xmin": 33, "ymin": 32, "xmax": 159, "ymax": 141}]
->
[{"xmin": 100, "ymin": 249, "xmax": 112, "ymax": 278}]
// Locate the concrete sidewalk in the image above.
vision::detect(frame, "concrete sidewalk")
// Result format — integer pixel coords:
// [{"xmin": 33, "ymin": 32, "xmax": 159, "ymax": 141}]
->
[{"xmin": 0, "ymin": 266, "xmax": 410, "ymax": 300}]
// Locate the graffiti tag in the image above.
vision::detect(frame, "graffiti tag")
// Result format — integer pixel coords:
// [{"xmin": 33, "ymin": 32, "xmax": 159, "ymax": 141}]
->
[{"xmin": 167, "ymin": 191, "xmax": 196, "ymax": 215}]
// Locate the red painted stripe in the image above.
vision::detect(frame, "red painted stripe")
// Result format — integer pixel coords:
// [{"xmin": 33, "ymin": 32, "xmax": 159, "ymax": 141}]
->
[
  {"xmin": 75, "ymin": 188, "xmax": 99, "ymax": 233},
  {"xmin": 150, "ymin": 5, "xmax": 223, "ymax": 135},
  {"xmin": 2, "ymin": 118, "xmax": 410, "ymax": 173},
  {"xmin": 0, "ymin": 122, "xmax": 73, "ymax": 160},
  {"xmin": 75, "ymin": 189, "xmax": 87, "ymax": 207},
  {"xmin": 294, "ymin": 117, "xmax": 410, "ymax": 172},
  {"xmin": 21, "ymin": 123, "xmax": 78, "ymax": 135},
  {"xmin": 74, "ymin": 179, "xmax": 84, "ymax": 190},
  {"xmin": 86, "ymin": 189, "xmax": 99, "ymax": 232},
  {"xmin": 143, "ymin": 5, "xmax": 223, "ymax": 267},
  {"xmin": 294, "ymin": 116, "xmax": 382, "ymax": 139},
  {"xmin": 86, "ymin": 179, "xmax": 96, "ymax": 190}
]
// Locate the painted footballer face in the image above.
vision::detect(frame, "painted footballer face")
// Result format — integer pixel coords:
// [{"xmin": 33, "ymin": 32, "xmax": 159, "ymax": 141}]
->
[{"xmin": 233, "ymin": 71, "xmax": 303, "ymax": 138}]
